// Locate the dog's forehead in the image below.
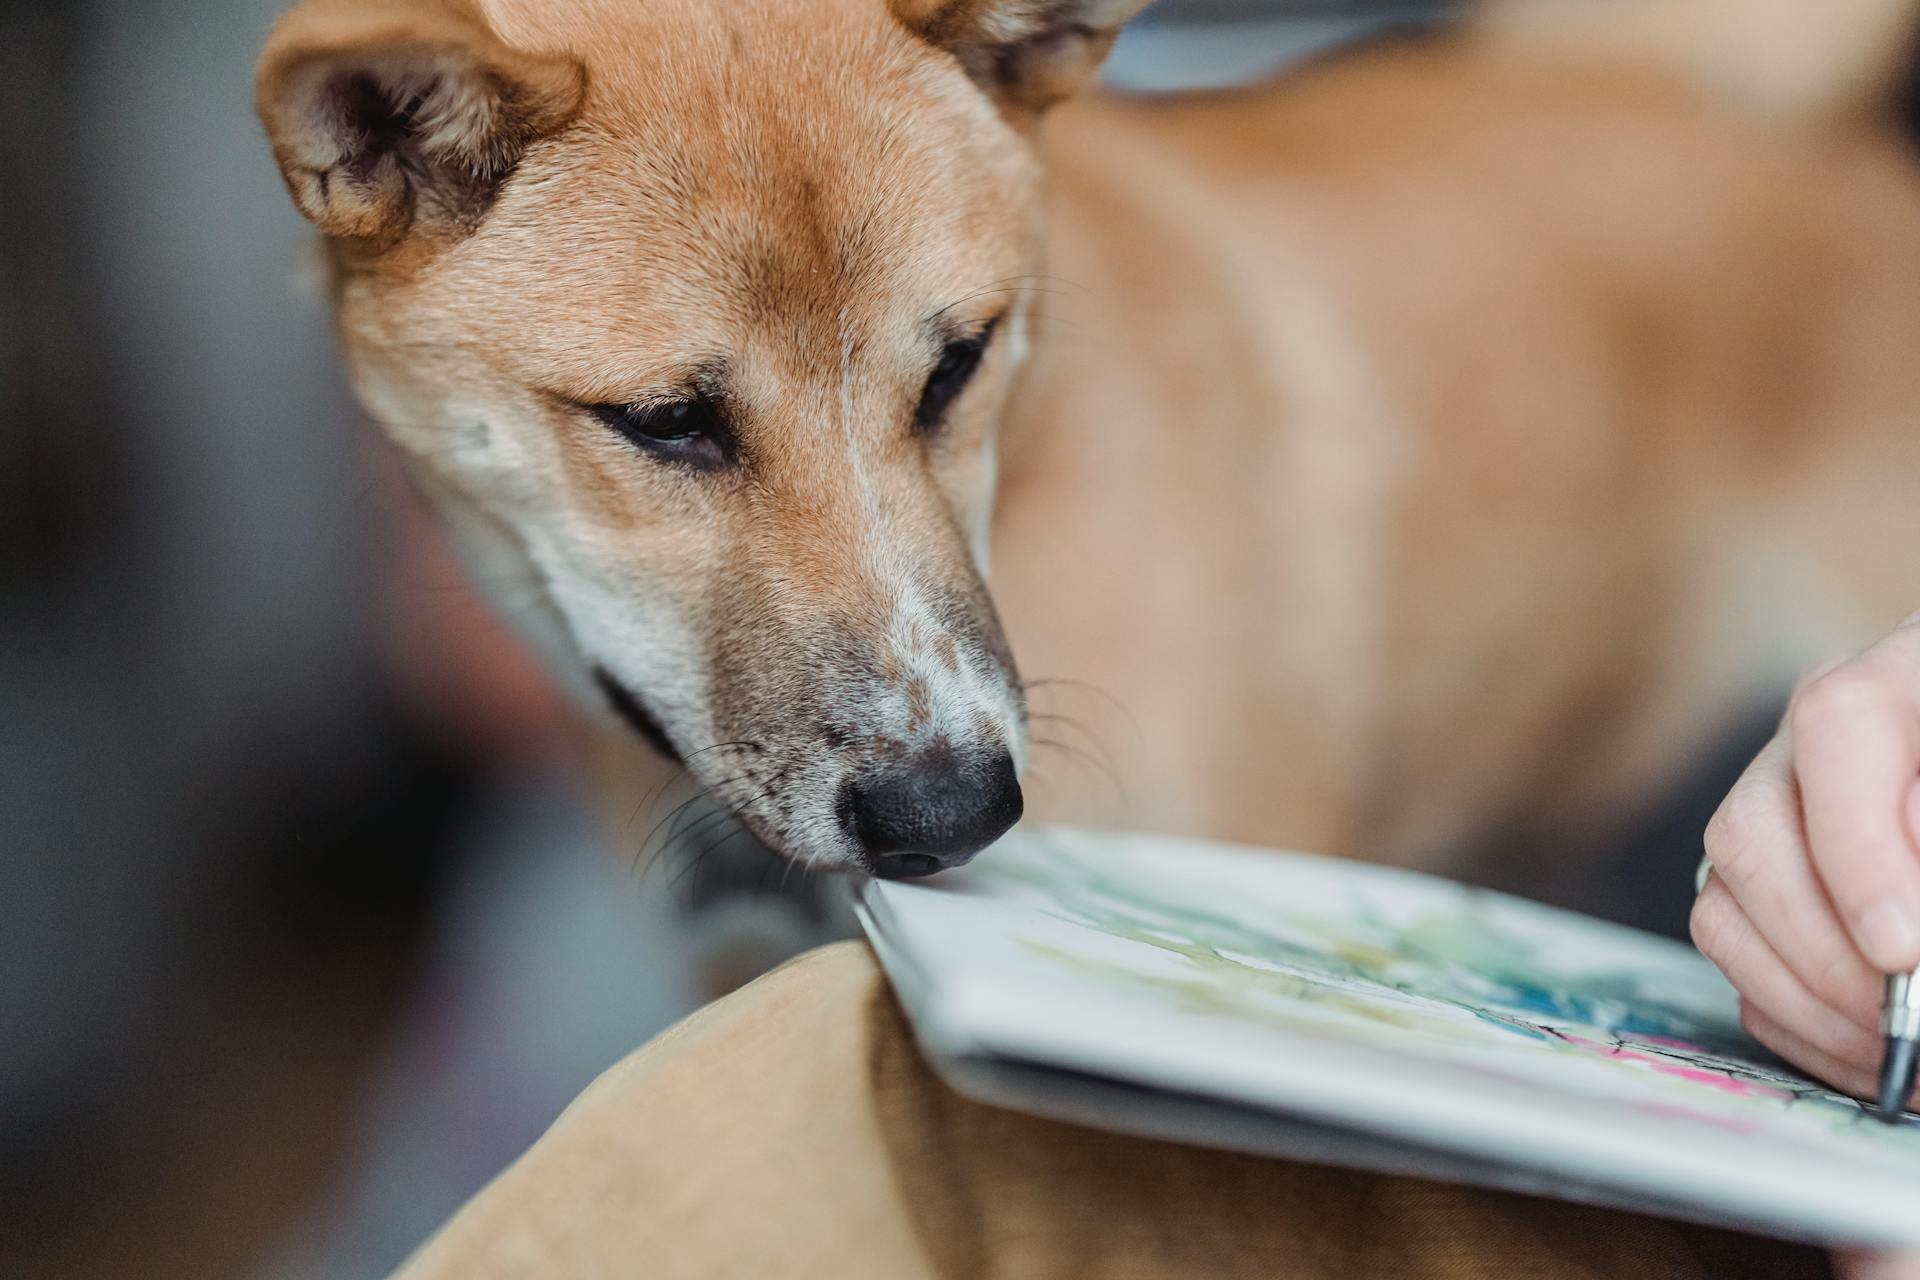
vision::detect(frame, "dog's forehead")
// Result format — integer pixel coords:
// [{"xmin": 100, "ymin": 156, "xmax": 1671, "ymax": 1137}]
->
[{"xmin": 409, "ymin": 0, "xmax": 1037, "ymax": 390}]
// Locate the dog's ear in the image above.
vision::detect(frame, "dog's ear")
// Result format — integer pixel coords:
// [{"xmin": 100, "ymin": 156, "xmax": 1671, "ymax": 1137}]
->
[
  {"xmin": 892, "ymin": 0, "xmax": 1156, "ymax": 117},
  {"xmin": 1482, "ymin": 0, "xmax": 1920, "ymax": 121},
  {"xmin": 256, "ymin": 0, "xmax": 583, "ymax": 247}
]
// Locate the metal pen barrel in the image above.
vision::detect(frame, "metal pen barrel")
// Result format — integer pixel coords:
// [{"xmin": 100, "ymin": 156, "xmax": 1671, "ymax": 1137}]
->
[
  {"xmin": 1880, "ymin": 971, "xmax": 1920, "ymax": 1123},
  {"xmin": 1885, "ymin": 972, "xmax": 1920, "ymax": 1039}
]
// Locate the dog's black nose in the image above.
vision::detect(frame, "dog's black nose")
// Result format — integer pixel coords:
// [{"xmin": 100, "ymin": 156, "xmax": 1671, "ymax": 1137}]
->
[{"xmin": 847, "ymin": 748, "xmax": 1022, "ymax": 877}]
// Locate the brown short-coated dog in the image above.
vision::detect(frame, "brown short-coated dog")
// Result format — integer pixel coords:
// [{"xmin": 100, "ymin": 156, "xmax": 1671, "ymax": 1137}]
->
[{"xmin": 257, "ymin": 0, "xmax": 1920, "ymax": 879}]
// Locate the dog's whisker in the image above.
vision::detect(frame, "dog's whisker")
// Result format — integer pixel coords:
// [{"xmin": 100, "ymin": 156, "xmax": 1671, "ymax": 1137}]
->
[
  {"xmin": 653, "ymin": 774, "xmax": 778, "ymax": 883},
  {"xmin": 626, "ymin": 739, "xmax": 764, "ymax": 853},
  {"xmin": 670, "ymin": 804, "xmax": 748, "ymax": 862},
  {"xmin": 633, "ymin": 771, "xmax": 758, "ymax": 879},
  {"xmin": 690, "ymin": 820, "xmax": 772, "ymax": 899},
  {"xmin": 1025, "ymin": 675, "xmax": 1143, "ymax": 740},
  {"xmin": 779, "ymin": 840, "xmax": 809, "ymax": 894},
  {"xmin": 1026, "ymin": 710, "xmax": 1127, "ymax": 804},
  {"xmin": 1029, "ymin": 734, "xmax": 1129, "ymax": 812},
  {"xmin": 629, "ymin": 766, "xmax": 697, "ymax": 832},
  {"xmin": 635, "ymin": 797, "xmax": 700, "ymax": 876},
  {"xmin": 1027, "ymin": 710, "xmax": 1125, "ymax": 774},
  {"xmin": 665, "ymin": 789, "xmax": 782, "ymax": 907}
]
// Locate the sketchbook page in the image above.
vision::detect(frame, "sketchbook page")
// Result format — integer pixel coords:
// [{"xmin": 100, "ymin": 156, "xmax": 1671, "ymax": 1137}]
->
[{"xmin": 855, "ymin": 826, "xmax": 1920, "ymax": 1248}]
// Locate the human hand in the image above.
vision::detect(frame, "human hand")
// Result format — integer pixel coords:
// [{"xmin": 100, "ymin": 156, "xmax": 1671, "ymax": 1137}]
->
[
  {"xmin": 1836, "ymin": 1247, "xmax": 1920, "ymax": 1280},
  {"xmin": 1691, "ymin": 616, "xmax": 1920, "ymax": 1105}
]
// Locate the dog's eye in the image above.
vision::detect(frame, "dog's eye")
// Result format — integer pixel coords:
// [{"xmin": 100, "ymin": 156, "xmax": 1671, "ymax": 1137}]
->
[
  {"xmin": 587, "ymin": 398, "xmax": 732, "ymax": 468},
  {"xmin": 593, "ymin": 399, "xmax": 711, "ymax": 443},
  {"xmin": 914, "ymin": 323, "xmax": 997, "ymax": 434}
]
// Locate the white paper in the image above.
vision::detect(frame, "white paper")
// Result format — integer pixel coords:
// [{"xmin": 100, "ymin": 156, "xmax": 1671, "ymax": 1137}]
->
[{"xmin": 857, "ymin": 826, "xmax": 1920, "ymax": 1247}]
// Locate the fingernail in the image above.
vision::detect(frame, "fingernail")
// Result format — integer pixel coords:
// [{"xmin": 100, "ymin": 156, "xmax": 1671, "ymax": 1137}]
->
[{"xmin": 1858, "ymin": 899, "xmax": 1920, "ymax": 969}]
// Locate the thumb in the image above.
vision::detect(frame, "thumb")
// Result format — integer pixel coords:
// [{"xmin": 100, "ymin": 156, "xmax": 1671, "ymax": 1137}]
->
[{"xmin": 1834, "ymin": 1248, "xmax": 1920, "ymax": 1280}]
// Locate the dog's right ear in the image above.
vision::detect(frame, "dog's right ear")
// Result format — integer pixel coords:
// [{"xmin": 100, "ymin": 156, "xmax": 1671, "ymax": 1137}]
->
[
  {"xmin": 892, "ymin": 0, "xmax": 1156, "ymax": 118},
  {"xmin": 256, "ymin": 0, "xmax": 583, "ymax": 247}
]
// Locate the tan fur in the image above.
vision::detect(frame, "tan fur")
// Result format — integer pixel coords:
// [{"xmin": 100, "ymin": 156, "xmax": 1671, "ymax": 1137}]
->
[
  {"xmin": 259, "ymin": 0, "xmax": 1920, "ymax": 873},
  {"xmin": 1484, "ymin": 0, "xmax": 1920, "ymax": 120},
  {"xmin": 1003, "ymin": 42, "xmax": 1920, "ymax": 866}
]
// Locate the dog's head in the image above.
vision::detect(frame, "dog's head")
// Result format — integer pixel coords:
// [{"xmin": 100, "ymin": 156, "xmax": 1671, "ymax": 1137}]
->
[{"xmin": 257, "ymin": 0, "xmax": 1151, "ymax": 874}]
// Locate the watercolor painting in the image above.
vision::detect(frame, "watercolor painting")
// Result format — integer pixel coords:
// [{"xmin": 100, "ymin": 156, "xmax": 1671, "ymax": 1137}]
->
[{"xmin": 859, "ymin": 826, "xmax": 1920, "ymax": 1245}]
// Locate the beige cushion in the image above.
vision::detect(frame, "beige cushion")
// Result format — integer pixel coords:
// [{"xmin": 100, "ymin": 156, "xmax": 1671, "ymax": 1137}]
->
[{"xmin": 394, "ymin": 941, "xmax": 1829, "ymax": 1280}]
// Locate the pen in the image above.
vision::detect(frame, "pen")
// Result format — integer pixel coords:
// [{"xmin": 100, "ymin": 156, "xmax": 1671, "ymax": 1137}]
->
[{"xmin": 1880, "ymin": 969, "xmax": 1920, "ymax": 1123}]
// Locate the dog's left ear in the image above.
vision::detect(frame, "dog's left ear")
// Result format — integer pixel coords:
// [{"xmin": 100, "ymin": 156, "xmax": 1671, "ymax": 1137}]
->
[
  {"xmin": 256, "ymin": 0, "xmax": 584, "ymax": 248},
  {"xmin": 892, "ymin": 0, "xmax": 1156, "ymax": 117}
]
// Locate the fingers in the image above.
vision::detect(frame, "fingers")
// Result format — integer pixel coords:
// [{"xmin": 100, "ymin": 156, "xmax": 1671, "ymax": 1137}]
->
[
  {"xmin": 1834, "ymin": 1249, "xmax": 1920, "ymax": 1280},
  {"xmin": 1792, "ymin": 637, "xmax": 1920, "ymax": 972},
  {"xmin": 1702, "ymin": 731, "xmax": 1885, "ymax": 1030},
  {"xmin": 1739, "ymin": 1004, "xmax": 1884, "ymax": 1104},
  {"xmin": 1691, "ymin": 878, "xmax": 1884, "ymax": 1078},
  {"xmin": 1696, "ymin": 624, "xmax": 1920, "ymax": 1109}
]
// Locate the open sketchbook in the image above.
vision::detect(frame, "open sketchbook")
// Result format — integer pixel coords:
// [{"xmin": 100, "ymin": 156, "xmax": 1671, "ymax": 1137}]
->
[{"xmin": 854, "ymin": 827, "xmax": 1920, "ymax": 1248}]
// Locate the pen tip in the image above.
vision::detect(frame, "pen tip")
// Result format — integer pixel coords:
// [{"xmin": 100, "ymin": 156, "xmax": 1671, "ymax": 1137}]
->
[{"xmin": 1878, "ymin": 1037, "xmax": 1917, "ymax": 1124}]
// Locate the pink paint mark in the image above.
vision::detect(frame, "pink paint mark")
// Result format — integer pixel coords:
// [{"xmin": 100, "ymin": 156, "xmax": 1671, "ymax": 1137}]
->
[
  {"xmin": 1639, "ymin": 1035, "xmax": 1712, "ymax": 1053},
  {"xmin": 1635, "ymin": 1100, "xmax": 1768, "ymax": 1135},
  {"xmin": 1560, "ymin": 1035, "xmax": 1790, "ymax": 1101}
]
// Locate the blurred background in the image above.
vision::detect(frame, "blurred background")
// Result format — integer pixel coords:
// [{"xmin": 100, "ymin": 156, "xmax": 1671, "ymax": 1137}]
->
[{"xmin": 5, "ymin": 1, "xmax": 1887, "ymax": 1277}]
